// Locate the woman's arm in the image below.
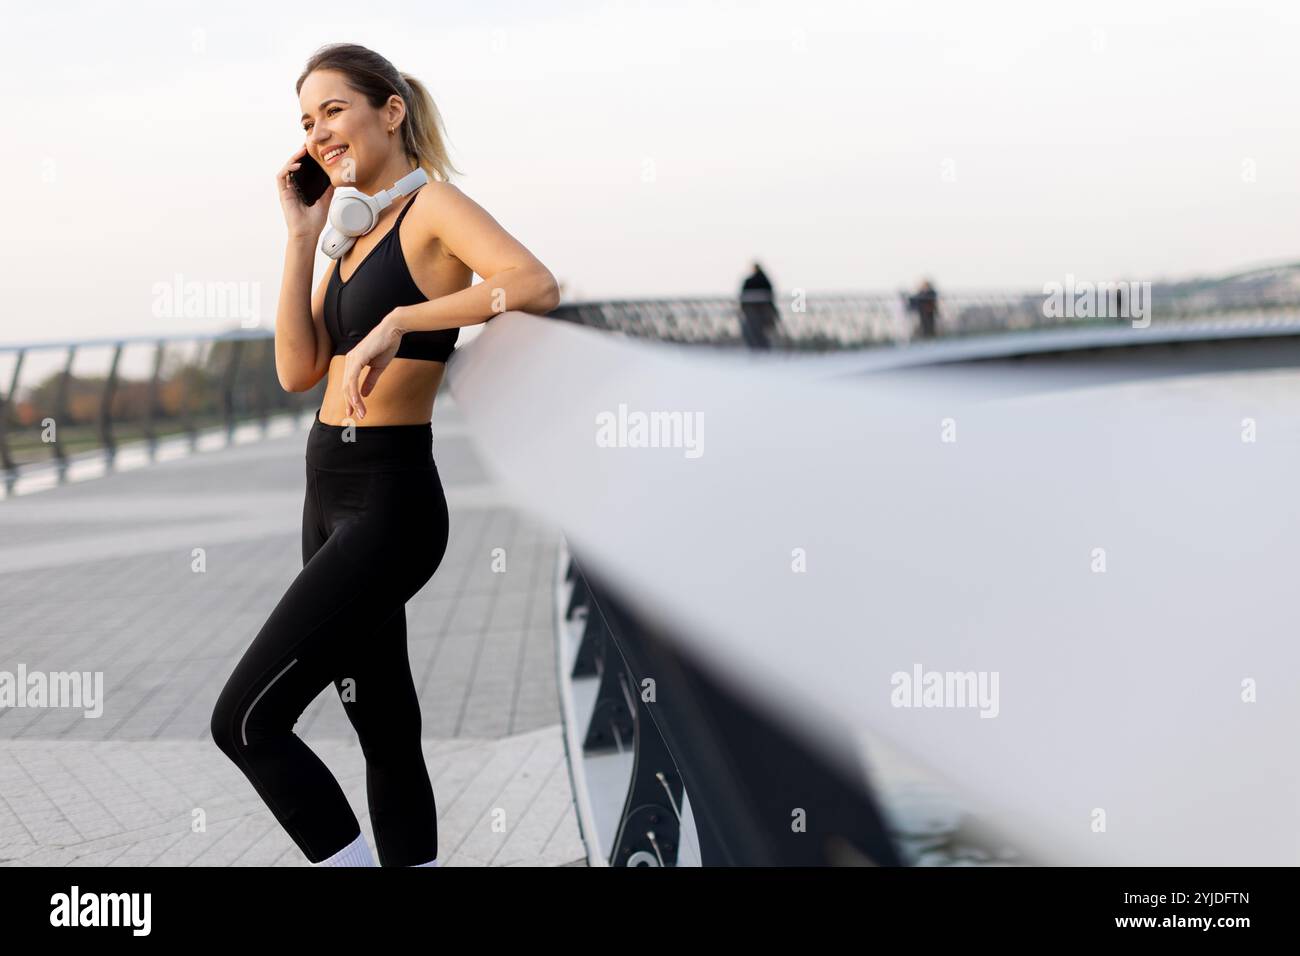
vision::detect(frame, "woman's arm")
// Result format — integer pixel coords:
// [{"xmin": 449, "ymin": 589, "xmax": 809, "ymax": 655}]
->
[
  {"xmin": 274, "ymin": 237, "xmax": 334, "ymax": 392},
  {"xmin": 382, "ymin": 182, "xmax": 560, "ymax": 337}
]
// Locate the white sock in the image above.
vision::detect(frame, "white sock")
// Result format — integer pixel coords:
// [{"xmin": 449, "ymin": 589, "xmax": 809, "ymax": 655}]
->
[
  {"xmin": 411, "ymin": 858, "xmax": 439, "ymax": 867},
  {"xmin": 314, "ymin": 831, "xmax": 375, "ymax": 867}
]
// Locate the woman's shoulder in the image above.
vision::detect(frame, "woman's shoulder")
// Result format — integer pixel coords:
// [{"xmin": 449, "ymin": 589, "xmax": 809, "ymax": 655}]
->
[
  {"xmin": 408, "ymin": 180, "xmax": 472, "ymax": 221},
  {"xmin": 405, "ymin": 180, "xmax": 489, "ymax": 260}
]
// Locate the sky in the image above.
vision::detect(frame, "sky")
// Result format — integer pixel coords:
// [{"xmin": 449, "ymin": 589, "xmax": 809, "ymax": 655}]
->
[{"xmin": 2, "ymin": 0, "xmax": 1299, "ymax": 346}]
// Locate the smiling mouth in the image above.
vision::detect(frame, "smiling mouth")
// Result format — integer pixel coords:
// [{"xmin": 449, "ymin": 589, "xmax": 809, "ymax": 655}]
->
[{"xmin": 321, "ymin": 145, "xmax": 349, "ymax": 165}]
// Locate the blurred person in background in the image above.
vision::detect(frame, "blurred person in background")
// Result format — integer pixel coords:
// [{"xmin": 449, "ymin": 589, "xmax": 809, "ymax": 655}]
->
[
  {"xmin": 739, "ymin": 259, "xmax": 779, "ymax": 349},
  {"xmin": 907, "ymin": 278, "xmax": 939, "ymax": 339}
]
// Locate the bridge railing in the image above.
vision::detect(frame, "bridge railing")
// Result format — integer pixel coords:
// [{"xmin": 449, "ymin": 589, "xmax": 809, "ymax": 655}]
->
[
  {"xmin": 448, "ymin": 309, "xmax": 1300, "ymax": 867},
  {"xmin": 0, "ymin": 329, "xmax": 323, "ymax": 490},
  {"xmin": 558, "ymin": 548, "xmax": 901, "ymax": 866},
  {"xmin": 11, "ymin": 284, "xmax": 1296, "ymax": 490},
  {"xmin": 549, "ymin": 290, "xmax": 1300, "ymax": 348}
]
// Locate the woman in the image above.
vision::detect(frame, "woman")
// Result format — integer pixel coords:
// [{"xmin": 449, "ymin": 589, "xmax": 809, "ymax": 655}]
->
[{"xmin": 210, "ymin": 43, "xmax": 560, "ymax": 868}]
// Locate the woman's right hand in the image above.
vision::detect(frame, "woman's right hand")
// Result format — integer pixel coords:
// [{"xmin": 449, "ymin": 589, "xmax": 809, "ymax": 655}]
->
[{"xmin": 277, "ymin": 145, "xmax": 334, "ymax": 241}]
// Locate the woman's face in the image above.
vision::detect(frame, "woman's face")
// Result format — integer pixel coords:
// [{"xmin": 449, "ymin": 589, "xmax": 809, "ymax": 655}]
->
[{"xmin": 299, "ymin": 69, "xmax": 400, "ymax": 186}]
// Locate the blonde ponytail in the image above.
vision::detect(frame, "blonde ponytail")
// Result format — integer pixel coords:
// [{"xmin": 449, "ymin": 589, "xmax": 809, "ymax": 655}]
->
[{"xmin": 398, "ymin": 72, "xmax": 461, "ymax": 183}]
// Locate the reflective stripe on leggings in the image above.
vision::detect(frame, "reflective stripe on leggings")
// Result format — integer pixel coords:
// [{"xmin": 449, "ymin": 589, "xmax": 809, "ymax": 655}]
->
[{"xmin": 241, "ymin": 658, "xmax": 298, "ymax": 746}]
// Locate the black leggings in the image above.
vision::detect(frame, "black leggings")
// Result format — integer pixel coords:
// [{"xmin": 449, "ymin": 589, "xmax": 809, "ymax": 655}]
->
[{"xmin": 210, "ymin": 409, "xmax": 449, "ymax": 866}]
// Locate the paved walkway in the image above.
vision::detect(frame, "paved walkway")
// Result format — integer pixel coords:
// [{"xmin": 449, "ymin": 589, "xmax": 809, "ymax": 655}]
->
[{"xmin": 0, "ymin": 389, "xmax": 586, "ymax": 866}]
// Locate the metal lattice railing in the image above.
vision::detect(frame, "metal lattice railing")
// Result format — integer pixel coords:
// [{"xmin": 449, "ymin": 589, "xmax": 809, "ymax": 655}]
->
[
  {"xmin": 0, "ymin": 329, "xmax": 323, "ymax": 490},
  {"xmin": 547, "ymin": 289, "xmax": 1300, "ymax": 350}
]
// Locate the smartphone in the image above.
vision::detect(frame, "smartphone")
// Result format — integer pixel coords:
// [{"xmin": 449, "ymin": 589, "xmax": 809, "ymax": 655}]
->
[{"xmin": 290, "ymin": 149, "xmax": 331, "ymax": 206}]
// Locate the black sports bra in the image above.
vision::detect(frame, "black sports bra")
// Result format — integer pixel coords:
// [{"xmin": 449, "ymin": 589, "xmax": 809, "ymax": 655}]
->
[{"xmin": 324, "ymin": 185, "xmax": 459, "ymax": 363}]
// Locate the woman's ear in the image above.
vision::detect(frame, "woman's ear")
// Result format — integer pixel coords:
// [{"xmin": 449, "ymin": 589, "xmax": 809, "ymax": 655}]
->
[{"xmin": 387, "ymin": 95, "xmax": 406, "ymax": 132}]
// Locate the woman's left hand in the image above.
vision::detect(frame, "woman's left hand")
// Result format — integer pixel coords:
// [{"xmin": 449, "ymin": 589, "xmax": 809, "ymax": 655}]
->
[{"xmin": 342, "ymin": 310, "xmax": 404, "ymax": 421}]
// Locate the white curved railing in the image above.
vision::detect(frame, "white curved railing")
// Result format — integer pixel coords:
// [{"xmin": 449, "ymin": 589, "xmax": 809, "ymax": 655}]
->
[{"xmin": 447, "ymin": 311, "xmax": 1300, "ymax": 866}]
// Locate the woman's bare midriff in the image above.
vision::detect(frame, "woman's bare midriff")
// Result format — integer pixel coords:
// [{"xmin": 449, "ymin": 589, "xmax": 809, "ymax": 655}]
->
[{"xmin": 318, "ymin": 354, "xmax": 446, "ymax": 426}]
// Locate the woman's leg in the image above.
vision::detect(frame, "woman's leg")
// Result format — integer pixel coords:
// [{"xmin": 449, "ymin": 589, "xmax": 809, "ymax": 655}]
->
[
  {"xmin": 212, "ymin": 418, "xmax": 449, "ymax": 866},
  {"xmin": 328, "ymin": 465, "xmax": 447, "ymax": 866},
  {"xmin": 209, "ymin": 471, "xmax": 416, "ymax": 865},
  {"xmin": 334, "ymin": 603, "xmax": 438, "ymax": 867}
]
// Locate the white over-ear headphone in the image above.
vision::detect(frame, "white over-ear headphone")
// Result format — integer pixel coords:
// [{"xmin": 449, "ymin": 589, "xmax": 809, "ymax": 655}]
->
[{"xmin": 319, "ymin": 166, "xmax": 429, "ymax": 260}]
